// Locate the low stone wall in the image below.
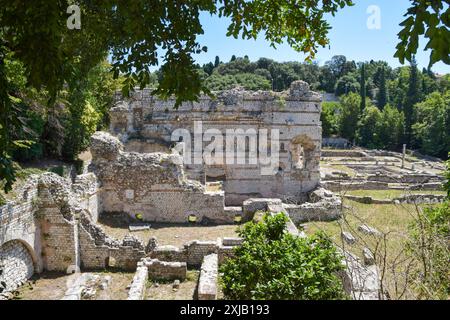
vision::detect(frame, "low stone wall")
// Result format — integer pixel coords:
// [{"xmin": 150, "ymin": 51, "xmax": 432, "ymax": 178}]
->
[
  {"xmin": 198, "ymin": 254, "xmax": 219, "ymax": 300},
  {"xmin": 343, "ymin": 193, "xmax": 446, "ymax": 205},
  {"xmin": 186, "ymin": 241, "xmax": 218, "ymax": 267},
  {"xmin": 150, "ymin": 240, "xmax": 218, "ymax": 268},
  {"xmin": 150, "ymin": 238, "xmax": 243, "ymax": 267},
  {"xmin": 343, "ymin": 195, "xmax": 392, "ymax": 205},
  {"xmin": 322, "ymin": 150, "xmax": 367, "ymax": 158},
  {"xmin": 144, "ymin": 258, "xmax": 187, "ymax": 281},
  {"xmin": 283, "ymin": 188, "xmax": 342, "ymax": 224},
  {"xmin": 323, "ymin": 181, "xmax": 390, "ymax": 191}
]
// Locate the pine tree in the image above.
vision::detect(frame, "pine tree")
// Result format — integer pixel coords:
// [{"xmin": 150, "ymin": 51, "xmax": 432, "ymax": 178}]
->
[
  {"xmin": 377, "ymin": 66, "xmax": 387, "ymax": 109},
  {"xmin": 360, "ymin": 63, "xmax": 366, "ymax": 110}
]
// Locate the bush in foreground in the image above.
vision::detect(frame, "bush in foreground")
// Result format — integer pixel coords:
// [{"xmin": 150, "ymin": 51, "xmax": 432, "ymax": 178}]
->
[{"xmin": 220, "ymin": 213, "xmax": 346, "ymax": 300}]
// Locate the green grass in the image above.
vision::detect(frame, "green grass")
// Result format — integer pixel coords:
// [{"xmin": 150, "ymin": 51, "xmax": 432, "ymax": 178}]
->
[{"xmin": 344, "ymin": 189, "xmax": 445, "ymax": 199}]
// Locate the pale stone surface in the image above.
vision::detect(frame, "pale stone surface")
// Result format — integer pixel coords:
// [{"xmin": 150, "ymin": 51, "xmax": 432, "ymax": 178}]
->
[
  {"xmin": 342, "ymin": 232, "xmax": 357, "ymax": 244},
  {"xmin": 198, "ymin": 254, "xmax": 218, "ymax": 300},
  {"xmin": 358, "ymin": 224, "xmax": 382, "ymax": 237},
  {"xmin": 363, "ymin": 248, "xmax": 375, "ymax": 266},
  {"xmin": 340, "ymin": 251, "xmax": 381, "ymax": 300},
  {"xmin": 127, "ymin": 265, "xmax": 148, "ymax": 300}
]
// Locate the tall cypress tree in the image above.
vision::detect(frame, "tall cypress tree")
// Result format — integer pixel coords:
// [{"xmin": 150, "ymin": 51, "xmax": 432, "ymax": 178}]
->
[
  {"xmin": 377, "ymin": 66, "xmax": 387, "ymax": 109},
  {"xmin": 360, "ymin": 63, "xmax": 366, "ymax": 110},
  {"xmin": 214, "ymin": 56, "xmax": 220, "ymax": 68},
  {"xmin": 404, "ymin": 56, "xmax": 420, "ymax": 144}
]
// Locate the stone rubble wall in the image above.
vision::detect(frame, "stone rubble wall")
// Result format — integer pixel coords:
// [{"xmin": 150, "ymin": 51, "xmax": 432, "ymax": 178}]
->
[
  {"xmin": 0, "ymin": 240, "xmax": 34, "ymax": 294},
  {"xmin": 150, "ymin": 238, "xmax": 243, "ymax": 268},
  {"xmin": 110, "ymin": 81, "xmax": 322, "ymax": 206},
  {"xmin": 0, "ymin": 176, "xmax": 41, "ymax": 297},
  {"xmin": 89, "ymin": 131, "xmax": 233, "ymax": 224},
  {"xmin": 1, "ymin": 172, "xmax": 148, "ymax": 293},
  {"xmin": 144, "ymin": 258, "xmax": 187, "ymax": 281}
]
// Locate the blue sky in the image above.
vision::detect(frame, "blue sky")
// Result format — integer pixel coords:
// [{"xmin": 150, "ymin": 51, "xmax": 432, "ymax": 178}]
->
[{"xmin": 193, "ymin": 0, "xmax": 449, "ymax": 74}]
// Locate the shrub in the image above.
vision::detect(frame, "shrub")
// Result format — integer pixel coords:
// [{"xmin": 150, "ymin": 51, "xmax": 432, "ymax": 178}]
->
[
  {"xmin": 406, "ymin": 202, "xmax": 450, "ymax": 299},
  {"xmin": 220, "ymin": 213, "xmax": 347, "ymax": 300}
]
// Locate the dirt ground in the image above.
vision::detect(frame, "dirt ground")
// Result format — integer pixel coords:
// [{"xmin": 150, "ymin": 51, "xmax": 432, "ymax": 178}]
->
[
  {"xmin": 14, "ymin": 271, "xmax": 134, "ymax": 300},
  {"xmin": 146, "ymin": 270, "xmax": 200, "ymax": 300},
  {"xmin": 98, "ymin": 214, "xmax": 240, "ymax": 247}
]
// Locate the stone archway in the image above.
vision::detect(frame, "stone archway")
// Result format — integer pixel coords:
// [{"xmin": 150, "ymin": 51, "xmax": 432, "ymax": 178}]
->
[{"xmin": 0, "ymin": 240, "xmax": 36, "ymax": 293}]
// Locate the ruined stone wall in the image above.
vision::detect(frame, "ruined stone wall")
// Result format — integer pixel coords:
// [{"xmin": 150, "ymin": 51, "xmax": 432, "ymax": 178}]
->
[
  {"xmin": 0, "ymin": 177, "xmax": 42, "ymax": 296},
  {"xmin": 110, "ymin": 81, "xmax": 322, "ymax": 205},
  {"xmin": 89, "ymin": 131, "xmax": 233, "ymax": 224},
  {"xmin": 0, "ymin": 240, "xmax": 35, "ymax": 293}
]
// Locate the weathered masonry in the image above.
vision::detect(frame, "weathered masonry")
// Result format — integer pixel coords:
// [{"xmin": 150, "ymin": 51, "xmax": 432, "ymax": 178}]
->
[{"xmin": 109, "ymin": 81, "xmax": 322, "ymax": 206}]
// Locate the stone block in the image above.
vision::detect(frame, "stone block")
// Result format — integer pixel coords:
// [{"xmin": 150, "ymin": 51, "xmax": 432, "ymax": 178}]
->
[{"xmin": 198, "ymin": 254, "xmax": 218, "ymax": 300}]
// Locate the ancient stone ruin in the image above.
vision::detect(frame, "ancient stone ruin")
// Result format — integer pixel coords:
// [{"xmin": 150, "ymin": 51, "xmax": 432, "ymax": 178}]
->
[
  {"xmin": 0, "ymin": 81, "xmax": 380, "ymax": 300},
  {"xmin": 109, "ymin": 81, "xmax": 323, "ymax": 206}
]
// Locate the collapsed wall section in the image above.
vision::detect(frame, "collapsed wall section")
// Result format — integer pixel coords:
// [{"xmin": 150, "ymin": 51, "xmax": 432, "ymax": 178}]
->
[{"xmin": 89, "ymin": 131, "xmax": 231, "ymax": 224}]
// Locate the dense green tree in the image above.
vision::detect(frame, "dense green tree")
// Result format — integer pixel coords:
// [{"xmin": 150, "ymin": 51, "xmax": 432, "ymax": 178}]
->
[
  {"xmin": 379, "ymin": 104, "xmax": 405, "ymax": 150},
  {"xmin": 320, "ymin": 55, "xmax": 356, "ymax": 93},
  {"xmin": 356, "ymin": 105, "xmax": 383, "ymax": 148},
  {"xmin": 412, "ymin": 91, "xmax": 450, "ymax": 158},
  {"xmin": 321, "ymin": 102, "xmax": 341, "ymax": 137},
  {"xmin": 335, "ymin": 73, "xmax": 360, "ymax": 96},
  {"xmin": 203, "ymin": 62, "xmax": 215, "ymax": 76},
  {"xmin": 220, "ymin": 213, "xmax": 346, "ymax": 300},
  {"xmin": 338, "ymin": 93, "xmax": 361, "ymax": 142},
  {"xmin": 204, "ymin": 72, "xmax": 270, "ymax": 91}
]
